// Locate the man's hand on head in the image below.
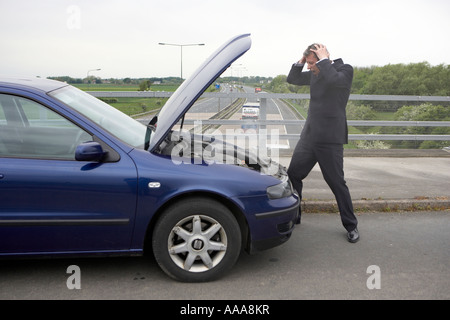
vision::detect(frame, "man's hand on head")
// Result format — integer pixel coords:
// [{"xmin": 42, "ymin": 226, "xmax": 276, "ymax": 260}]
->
[
  {"xmin": 311, "ymin": 44, "xmax": 330, "ymax": 60},
  {"xmin": 298, "ymin": 56, "xmax": 306, "ymax": 64}
]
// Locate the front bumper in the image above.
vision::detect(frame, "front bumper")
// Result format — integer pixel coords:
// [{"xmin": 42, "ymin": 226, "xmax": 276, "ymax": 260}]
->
[{"xmin": 247, "ymin": 197, "xmax": 300, "ymax": 253}]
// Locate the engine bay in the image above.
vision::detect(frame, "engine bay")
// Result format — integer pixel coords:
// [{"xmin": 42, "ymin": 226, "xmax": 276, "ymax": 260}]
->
[{"xmin": 157, "ymin": 130, "xmax": 287, "ymax": 179}]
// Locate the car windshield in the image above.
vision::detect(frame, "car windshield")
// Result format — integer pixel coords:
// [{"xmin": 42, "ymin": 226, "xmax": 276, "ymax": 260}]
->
[{"xmin": 49, "ymin": 86, "xmax": 148, "ymax": 149}]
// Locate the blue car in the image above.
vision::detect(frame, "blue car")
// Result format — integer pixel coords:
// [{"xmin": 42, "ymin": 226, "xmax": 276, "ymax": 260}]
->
[{"xmin": 0, "ymin": 34, "xmax": 299, "ymax": 282}]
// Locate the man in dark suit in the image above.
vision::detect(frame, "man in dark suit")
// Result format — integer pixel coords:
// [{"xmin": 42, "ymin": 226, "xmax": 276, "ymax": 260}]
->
[{"xmin": 287, "ymin": 43, "xmax": 359, "ymax": 243}]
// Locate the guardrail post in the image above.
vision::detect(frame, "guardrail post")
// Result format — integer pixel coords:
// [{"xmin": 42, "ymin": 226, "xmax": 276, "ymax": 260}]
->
[{"xmin": 259, "ymin": 97, "xmax": 267, "ymax": 153}]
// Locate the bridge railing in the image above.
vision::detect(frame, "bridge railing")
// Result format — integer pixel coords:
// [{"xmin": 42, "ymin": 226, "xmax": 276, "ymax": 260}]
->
[{"xmin": 89, "ymin": 91, "xmax": 450, "ymax": 146}]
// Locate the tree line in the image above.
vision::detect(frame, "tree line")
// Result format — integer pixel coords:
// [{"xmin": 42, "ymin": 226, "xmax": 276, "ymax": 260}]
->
[{"xmin": 267, "ymin": 61, "xmax": 450, "ymax": 96}]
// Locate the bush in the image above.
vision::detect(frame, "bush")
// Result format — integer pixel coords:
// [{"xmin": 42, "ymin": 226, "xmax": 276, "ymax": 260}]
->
[
  {"xmin": 346, "ymin": 102, "xmax": 376, "ymax": 120},
  {"xmin": 382, "ymin": 103, "xmax": 450, "ymax": 149},
  {"xmin": 99, "ymin": 98, "xmax": 118, "ymax": 103}
]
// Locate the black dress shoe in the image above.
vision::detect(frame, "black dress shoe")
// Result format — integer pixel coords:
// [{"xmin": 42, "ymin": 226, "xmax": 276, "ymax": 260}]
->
[{"xmin": 347, "ymin": 228, "xmax": 360, "ymax": 243}]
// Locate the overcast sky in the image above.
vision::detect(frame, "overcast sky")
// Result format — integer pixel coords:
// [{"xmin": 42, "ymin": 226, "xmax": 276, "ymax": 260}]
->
[{"xmin": 1, "ymin": 0, "xmax": 449, "ymax": 79}]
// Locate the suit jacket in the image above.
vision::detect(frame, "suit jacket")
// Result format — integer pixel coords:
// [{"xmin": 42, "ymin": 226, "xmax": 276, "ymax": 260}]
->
[{"xmin": 287, "ymin": 58, "xmax": 353, "ymax": 144}]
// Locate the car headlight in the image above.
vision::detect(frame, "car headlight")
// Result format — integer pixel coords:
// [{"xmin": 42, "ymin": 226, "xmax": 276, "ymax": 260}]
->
[{"xmin": 266, "ymin": 179, "xmax": 293, "ymax": 199}]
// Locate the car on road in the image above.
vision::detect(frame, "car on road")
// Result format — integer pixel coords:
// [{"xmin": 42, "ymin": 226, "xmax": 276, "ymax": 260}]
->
[
  {"xmin": 0, "ymin": 34, "xmax": 299, "ymax": 282},
  {"xmin": 241, "ymin": 102, "xmax": 260, "ymax": 131}
]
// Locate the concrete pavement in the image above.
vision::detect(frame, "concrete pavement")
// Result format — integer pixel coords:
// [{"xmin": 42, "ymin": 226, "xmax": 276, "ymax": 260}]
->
[{"xmin": 277, "ymin": 149, "xmax": 450, "ymax": 213}]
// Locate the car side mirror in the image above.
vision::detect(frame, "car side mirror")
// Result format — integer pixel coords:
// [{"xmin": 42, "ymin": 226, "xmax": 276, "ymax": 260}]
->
[{"xmin": 75, "ymin": 142, "xmax": 106, "ymax": 162}]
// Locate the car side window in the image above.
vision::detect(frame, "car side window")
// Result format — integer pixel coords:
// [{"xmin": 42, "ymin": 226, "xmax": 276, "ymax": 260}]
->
[{"xmin": 0, "ymin": 94, "xmax": 93, "ymax": 160}]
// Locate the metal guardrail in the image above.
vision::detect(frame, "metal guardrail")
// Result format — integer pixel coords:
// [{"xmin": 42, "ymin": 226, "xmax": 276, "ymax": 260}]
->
[
  {"xmin": 89, "ymin": 91, "xmax": 450, "ymax": 102},
  {"xmin": 89, "ymin": 91, "xmax": 450, "ymax": 142}
]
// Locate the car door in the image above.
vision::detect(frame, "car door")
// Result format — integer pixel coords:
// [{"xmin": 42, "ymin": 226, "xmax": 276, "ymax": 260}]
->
[{"xmin": 0, "ymin": 93, "xmax": 138, "ymax": 255}]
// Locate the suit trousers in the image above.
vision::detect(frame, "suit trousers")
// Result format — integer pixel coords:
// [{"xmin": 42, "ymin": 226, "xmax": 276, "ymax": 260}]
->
[{"xmin": 287, "ymin": 139, "xmax": 358, "ymax": 232}]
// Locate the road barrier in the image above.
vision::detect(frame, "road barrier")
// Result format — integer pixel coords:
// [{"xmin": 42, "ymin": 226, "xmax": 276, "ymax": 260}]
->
[{"xmin": 89, "ymin": 91, "xmax": 450, "ymax": 150}]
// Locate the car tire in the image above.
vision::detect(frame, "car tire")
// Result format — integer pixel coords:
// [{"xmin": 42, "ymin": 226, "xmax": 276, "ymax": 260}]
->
[{"xmin": 152, "ymin": 197, "xmax": 242, "ymax": 282}]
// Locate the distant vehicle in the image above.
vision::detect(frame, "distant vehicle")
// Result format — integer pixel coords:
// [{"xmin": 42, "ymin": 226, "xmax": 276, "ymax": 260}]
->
[
  {"xmin": 254, "ymin": 87, "xmax": 262, "ymax": 93},
  {"xmin": 0, "ymin": 34, "xmax": 299, "ymax": 282},
  {"xmin": 242, "ymin": 102, "xmax": 260, "ymax": 119},
  {"xmin": 241, "ymin": 102, "xmax": 260, "ymax": 131}
]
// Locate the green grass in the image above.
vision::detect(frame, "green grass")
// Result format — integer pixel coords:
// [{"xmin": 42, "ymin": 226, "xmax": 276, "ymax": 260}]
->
[
  {"xmin": 287, "ymin": 100, "xmax": 308, "ymax": 118},
  {"xmin": 374, "ymin": 111, "xmax": 396, "ymax": 120},
  {"xmin": 73, "ymin": 83, "xmax": 179, "ymax": 92},
  {"xmin": 73, "ymin": 83, "xmax": 178, "ymax": 116},
  {"xmin": 105, "ymin": 97, "xmax": 168, "ymax": 116},
  {"xmin": 74, "ymin": 84, "xmax": 139, "ymax": 91}
]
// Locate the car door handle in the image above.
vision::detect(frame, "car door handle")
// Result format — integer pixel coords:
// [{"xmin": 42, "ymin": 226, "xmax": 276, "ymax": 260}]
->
[{"xmin": 0, "ymin": 174, "xmax": 4, "ymax": 179}]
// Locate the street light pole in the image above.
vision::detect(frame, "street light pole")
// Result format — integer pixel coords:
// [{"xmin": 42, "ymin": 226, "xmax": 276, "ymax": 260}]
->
[
  {"xmin": 87, "ymin": 68, "xmax": 101, "ymax": 84},
  {"xmin": 158, "ymin": 43, "xmax": 204, "ymax": 80}
]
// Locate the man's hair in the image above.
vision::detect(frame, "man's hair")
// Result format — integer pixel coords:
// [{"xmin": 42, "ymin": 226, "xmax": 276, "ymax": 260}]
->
[{"xmin": 303, "ymin": 43, "xmax": 319, "ymax": 60}]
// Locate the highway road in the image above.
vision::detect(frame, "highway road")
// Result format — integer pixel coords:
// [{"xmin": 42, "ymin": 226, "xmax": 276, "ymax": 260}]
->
[
  {"xmin": 189, "ymin": 85, "xmax": 303, "ymax": 151},
  {"xmin": 138, "ymin": 85, "xmax": 304, "ymax": 153},
  {"xmin": 1, "ymin": 211, "xmax": 448, "ymax": 300},
  {"xmin": 136, "ymin": 85, "xmax": 304, "ymax": 155}
]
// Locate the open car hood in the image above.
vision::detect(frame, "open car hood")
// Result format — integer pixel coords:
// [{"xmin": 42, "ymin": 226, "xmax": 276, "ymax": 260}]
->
[{"xmin": 149, "ymin": 33, "xmax": 252, "ymax": 152}]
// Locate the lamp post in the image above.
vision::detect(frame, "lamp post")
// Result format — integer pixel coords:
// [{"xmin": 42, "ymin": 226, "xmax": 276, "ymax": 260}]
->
[
  {"xmin": 86, "ymin": 68, "xmax": 101, "ymax": 84},
  {"xmin": 158, "ymin": 43, "xmax": 204, "ymax": 80},
  {"xmin": 230, "ymin": 64, "xmax": 246, "ymax": 85}
]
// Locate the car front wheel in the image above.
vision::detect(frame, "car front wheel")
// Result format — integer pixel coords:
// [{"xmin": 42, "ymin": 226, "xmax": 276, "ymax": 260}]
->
[{"xmin": 152, "ymin": 197, "xmax": 242, "ymax": 282}]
